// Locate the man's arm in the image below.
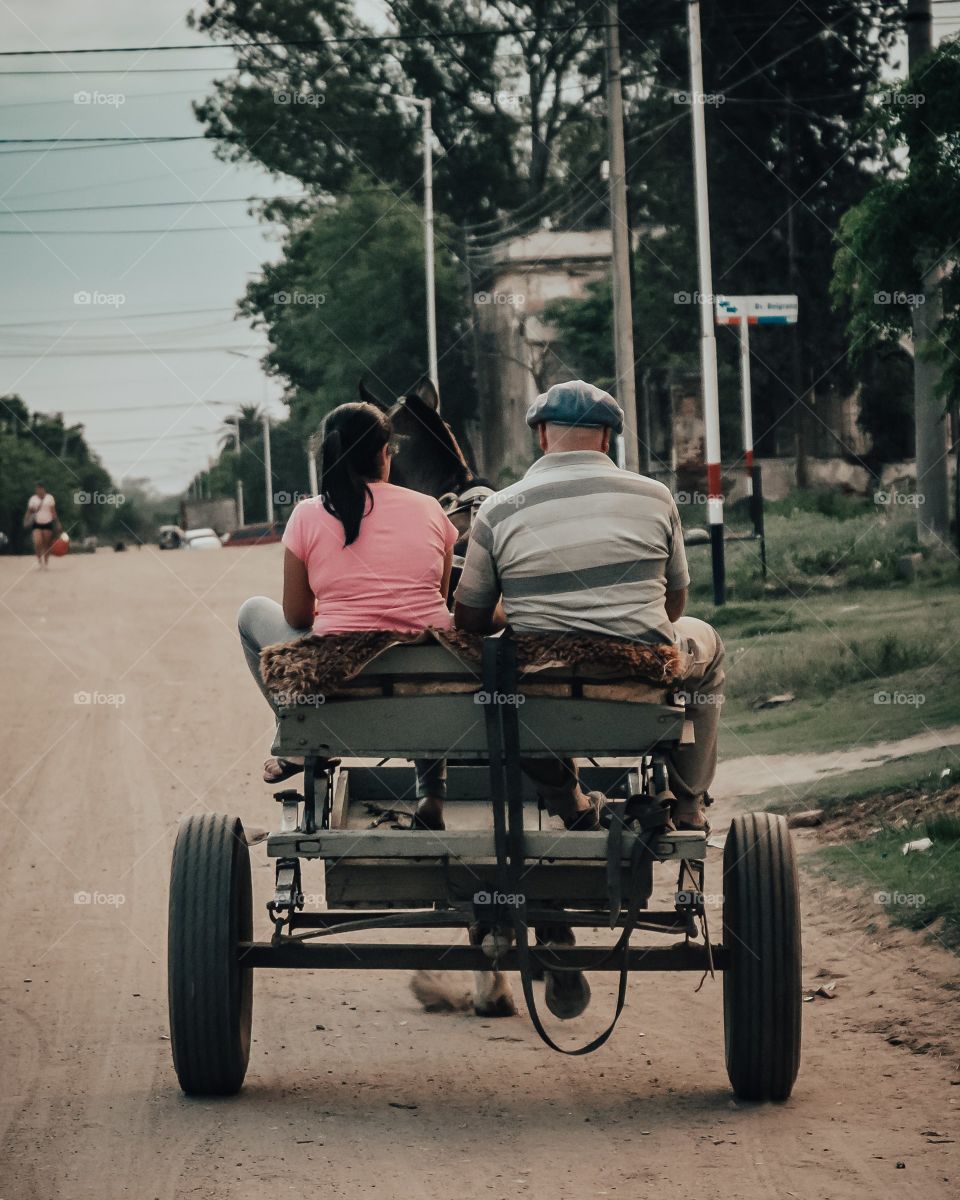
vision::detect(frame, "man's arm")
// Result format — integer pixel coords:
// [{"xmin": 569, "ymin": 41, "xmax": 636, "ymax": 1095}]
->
[
  {"xmin": 665, "ymin": 587, "xmax": 687, "ymax": 624},
  {"xmin": 454, "ymin": 599, "xmax": 506, "ymax": 634}
]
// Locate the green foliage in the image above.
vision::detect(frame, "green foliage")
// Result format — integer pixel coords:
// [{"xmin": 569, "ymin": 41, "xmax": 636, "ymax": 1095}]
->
[
  {"xmin": 832, "ymin": 38, "xmax": 960, "ymax": 401},
  {"xmin": 0, "ymin": 395, "xmax": 128, "ymax": 552},
  {"xmin": 242, "ymin": 188, "xmax": 472, "ymax": 431}
]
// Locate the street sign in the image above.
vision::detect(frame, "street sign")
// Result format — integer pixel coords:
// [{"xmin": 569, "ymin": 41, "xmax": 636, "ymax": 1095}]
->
[{"xmin": 715, "ymin": 294, "xmax": 798, "ymax": 325}]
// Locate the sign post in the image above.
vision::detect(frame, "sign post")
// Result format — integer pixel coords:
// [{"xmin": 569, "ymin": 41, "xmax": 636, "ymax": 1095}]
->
[{"xmin": 715, "ymin": 294, "xmax": 798, "ymax": 574}]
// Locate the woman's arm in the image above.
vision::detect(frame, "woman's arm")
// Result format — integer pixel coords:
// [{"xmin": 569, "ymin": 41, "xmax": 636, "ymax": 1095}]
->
[
  {"xmin": 282, "ymin": 548, "xmax": 315, "ymax": 629},
  {"xmin": 439, "ymin": 544, "xmax": 454, "ymax": 599}
]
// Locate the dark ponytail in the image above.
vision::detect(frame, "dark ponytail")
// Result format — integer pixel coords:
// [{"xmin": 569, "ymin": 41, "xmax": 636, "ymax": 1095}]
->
[{"xmin": 319, "ymin": 402, "xmax": 391, "ymax": 546}]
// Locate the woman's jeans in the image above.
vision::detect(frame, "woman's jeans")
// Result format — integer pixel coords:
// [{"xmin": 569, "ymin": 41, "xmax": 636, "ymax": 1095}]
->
[{"xmin": 237, "ymin": 596, "xmax": 447, "ymax": 801}]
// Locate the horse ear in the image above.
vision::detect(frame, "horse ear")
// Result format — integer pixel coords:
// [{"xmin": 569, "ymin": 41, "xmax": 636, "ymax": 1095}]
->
[
  {"xmin": 358, "ymin": 379, "xmax": 390, "ymax": 412},
  {"xmin": 412, "ymin": 376, "xmax": 440, "ymax": 412}
]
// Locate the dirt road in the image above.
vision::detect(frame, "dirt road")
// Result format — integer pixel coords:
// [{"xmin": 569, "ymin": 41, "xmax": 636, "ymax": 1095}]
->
[{"xmin": 1, "ymin": 546, "xmax": 957, "ymax": 1200}]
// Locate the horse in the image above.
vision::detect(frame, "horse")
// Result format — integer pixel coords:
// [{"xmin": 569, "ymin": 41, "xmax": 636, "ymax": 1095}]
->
[{"xmin": 356, "ymin": 378, "xmax": 515, "ymax": 1017}]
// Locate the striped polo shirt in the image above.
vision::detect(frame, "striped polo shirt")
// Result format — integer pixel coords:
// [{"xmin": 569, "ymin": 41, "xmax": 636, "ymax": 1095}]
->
[{"xmin": 454, "ymin": 450, "xmax": 689, "ymax": 644}]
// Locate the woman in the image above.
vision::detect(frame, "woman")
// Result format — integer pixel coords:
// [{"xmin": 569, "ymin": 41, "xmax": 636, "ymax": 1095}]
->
[
  {"xmin": 238, "ymin": 401, "xmax": 458, "ymax": 830},
  {"xmin": 24, "ymin": 483, "xmax": 58, "ymax": 568}
]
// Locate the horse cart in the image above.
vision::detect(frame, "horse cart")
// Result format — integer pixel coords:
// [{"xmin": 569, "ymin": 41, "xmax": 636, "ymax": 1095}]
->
[{"xmin": 167, "ymin": 635, "xmax": 802, "ymax": 1100}]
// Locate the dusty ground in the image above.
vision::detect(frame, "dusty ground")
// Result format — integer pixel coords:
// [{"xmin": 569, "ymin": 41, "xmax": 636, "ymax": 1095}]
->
[{"xmin": 0, "ymin": 545, "xmax": 957, "ymax": 1200}]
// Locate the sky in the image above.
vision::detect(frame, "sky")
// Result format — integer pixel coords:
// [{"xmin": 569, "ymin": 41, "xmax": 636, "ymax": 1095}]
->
[{"xmin": 1, "ymin": 1, "xmax": 958, "ymax": 497}]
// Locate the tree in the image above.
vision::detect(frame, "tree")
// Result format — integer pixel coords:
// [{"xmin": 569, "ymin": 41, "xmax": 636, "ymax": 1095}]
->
[
  {"xmin": 190, "ymin": 0, "xmax": 604, "ymax": 223},
  {"xmin": 832, "ymin": 37, "xmax": 960, "ymax": 536},
  {"xmin": 240, "ymin": 187, "xmax": 473, "ymax": 432},
  {"xmin": 552, "ymin": 1, "xmax": 905, "ymax": 475}
]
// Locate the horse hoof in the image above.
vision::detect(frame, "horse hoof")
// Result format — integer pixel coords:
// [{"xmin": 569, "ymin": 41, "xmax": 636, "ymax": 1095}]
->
[
  {"xmin": 473, "ymin": 994, "xmax": 518, "ymax": 1018},
  {"xmin": 544, "ymin": 970, "xmax": 591, "ymax": 1020}
]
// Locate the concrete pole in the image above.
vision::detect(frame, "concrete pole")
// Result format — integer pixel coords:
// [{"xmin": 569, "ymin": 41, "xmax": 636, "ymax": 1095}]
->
[
  {"xmin": 422, "ymin": 99, "xmax": 439, "ymax": 387},
  {"xmin": 307, "ymin": 434, "xmax": 320, "ymax": 498},
  {"xmin": 236, "ymin": 478, "xmax": 245, "ymax": 527},
  {"xmin": 687, "ymin": 0, "xmax": 725, "ymax": 603},
  {"xmin": 604, "ymin": 0, "xmax": 642, "ymax": 474}
]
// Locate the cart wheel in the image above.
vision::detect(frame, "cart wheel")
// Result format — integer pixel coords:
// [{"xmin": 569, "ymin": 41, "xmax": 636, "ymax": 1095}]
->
[
  {"xmin": 168, "ymin": 813, "xmax": 253, "ymax": 1095},
  {"xmin": 722, "ymin": 812, "xmax": 801, "ymax": 1101}
]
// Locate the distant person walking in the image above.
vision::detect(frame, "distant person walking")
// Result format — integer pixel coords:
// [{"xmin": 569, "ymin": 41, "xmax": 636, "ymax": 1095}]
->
[{"xmin": 24, "ymin": 483, "xmax": 58, "ymax": 568}]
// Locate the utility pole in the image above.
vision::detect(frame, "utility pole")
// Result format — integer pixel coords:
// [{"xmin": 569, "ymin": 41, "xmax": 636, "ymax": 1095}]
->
[
  {"xmin": 422, "ymin": 99, "xmax": 439, "ymax": 388},
  {"xmin": 262, "ymin": 412, "xmax": 274, "ymax": 524},
  {"xmin": 907, "ymin": 0, "xmax": 950, "ymax": 544},
  {"xmin": 686, "ymin": 0, "xmax": 725, "ymax": 604},
  {"xmin": 604, "ymin": 0, "xmax": 642, "ymax": 474}
]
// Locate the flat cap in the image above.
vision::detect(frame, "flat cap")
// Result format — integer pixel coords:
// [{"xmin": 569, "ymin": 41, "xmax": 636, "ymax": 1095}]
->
[{"xmin": 525, "ymin": 379, "xmax": 624, "ymax": 434}]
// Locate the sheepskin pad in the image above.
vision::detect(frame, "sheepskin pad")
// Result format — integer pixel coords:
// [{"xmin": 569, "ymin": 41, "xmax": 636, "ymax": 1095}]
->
[{"xmin": 260, "ymin": 628, "xmax": 681, "ymax": 705}]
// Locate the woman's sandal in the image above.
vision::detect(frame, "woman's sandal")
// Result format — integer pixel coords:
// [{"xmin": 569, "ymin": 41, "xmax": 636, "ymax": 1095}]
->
[{"xmin": 263, "ymin": 757, "xmax": 305, "ymax": 785}]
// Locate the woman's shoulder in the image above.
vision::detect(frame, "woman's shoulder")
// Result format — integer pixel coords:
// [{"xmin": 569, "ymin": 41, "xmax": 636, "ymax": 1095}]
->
[{"xmin": 378, "ymin": 482, "xmax": 444, "ymax": 516}]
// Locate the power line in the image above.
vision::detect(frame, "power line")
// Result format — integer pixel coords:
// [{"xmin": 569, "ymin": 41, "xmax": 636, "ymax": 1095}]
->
[
  {"xmin": 0, "ymin": 224, "xmax": 276, "ymax": 235},
  {"xmin": 0, "ymin": 193, "xmax": 303, "ymax": 215},
  {"xmin": 0, "ymin": 26, "xmax": 605, "ymax": 57}
]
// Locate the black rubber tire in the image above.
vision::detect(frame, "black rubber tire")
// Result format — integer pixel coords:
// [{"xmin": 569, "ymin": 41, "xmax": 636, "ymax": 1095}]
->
[
  {"xmin": 168, "ymin": 813, "xmax": 253, "ymax": 1095},
  {"xmin": 722, "ymin": 812, "xmax": 802, "ymax": 1101}
]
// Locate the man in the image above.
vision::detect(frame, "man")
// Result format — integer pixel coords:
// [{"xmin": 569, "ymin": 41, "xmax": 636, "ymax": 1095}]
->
[{"xmin": 453, "ymin": 379, "xmax": 725, "ymax": 834}]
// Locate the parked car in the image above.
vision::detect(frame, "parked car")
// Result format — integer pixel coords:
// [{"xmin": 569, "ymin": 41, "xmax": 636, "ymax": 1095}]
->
[
  {"xmin": 158, "ymin": 525, "xmax": 186, "ymax": 550},
  {"xmin": 221, "ymin": 521, "xmax": 283, "ymax": 548},
  {"xmin": 183, "ymin": 527, "xmax": 222, "ymax": 550}
]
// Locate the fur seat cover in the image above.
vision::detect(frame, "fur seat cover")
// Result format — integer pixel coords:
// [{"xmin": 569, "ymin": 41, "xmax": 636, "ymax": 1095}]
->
[{"xmin": 260, "ymin": 628, "xmax": 681, "ymax": 704}]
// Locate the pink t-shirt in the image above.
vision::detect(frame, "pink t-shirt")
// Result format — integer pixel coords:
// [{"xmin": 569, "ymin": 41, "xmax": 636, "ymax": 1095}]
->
[{"xmin": 282, "ymin": 482, "xmax": 458, "ymax": 635}]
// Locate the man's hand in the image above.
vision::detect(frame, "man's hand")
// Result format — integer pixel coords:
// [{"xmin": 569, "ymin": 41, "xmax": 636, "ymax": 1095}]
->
[
  {"xmin": 454, "ymin": 600, "xmax": 507, "ymax": 634},
  {"xmin": 666, "ymin": 587, "xmax": 687, "ymax": 624}
]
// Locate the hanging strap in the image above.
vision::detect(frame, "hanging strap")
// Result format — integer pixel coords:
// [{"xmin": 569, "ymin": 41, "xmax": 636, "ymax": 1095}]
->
[{"xmin": 484, "ymin": 633, "xmax": 650, "ymax": 1056}]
